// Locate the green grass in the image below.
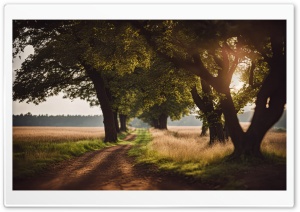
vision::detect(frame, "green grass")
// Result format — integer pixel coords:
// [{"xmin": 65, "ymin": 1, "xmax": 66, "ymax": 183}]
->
[
  {"xmin": 128, "ymin": 128, "xmax": 286, "ymax": 189},
  {"xmin": 13, "ymin": 131, "xmax": 135, "ymax": 179}
]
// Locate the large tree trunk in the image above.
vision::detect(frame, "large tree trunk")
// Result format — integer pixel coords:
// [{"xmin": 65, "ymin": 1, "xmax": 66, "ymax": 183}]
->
[
  {"xmin": 158, "ymin": 113, "xmax": 168, "ymax": 130},
  {"xmin": 242, "ymin": 34, "xmax": 286, "ymax": 157},
  {"xmin": 119, "ymin": 114, "xmax": 127, "ymax": 132},
  {"xmin": 220, "ymin": 24, "xmax": 286, "ymax": 158},
  {"xmin": 113, "ymin": 112, "xmax": 120, "ymax": 133},
  {"xmin": 152, "ymin": 119, "xmax": 160, "ymax": 129},
  {"xmin": 220, "ymin": 91, "xmax": 245, "ymax": 156},
  {"xmin": 207, "ymin": 113, "xmax": 225, "ymax": 145},
  {"xmin": 84, "ymin": 66, "xmax": 118, "ymax": 143}
]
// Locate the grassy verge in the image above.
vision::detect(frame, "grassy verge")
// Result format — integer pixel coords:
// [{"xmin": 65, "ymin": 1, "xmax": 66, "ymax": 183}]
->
[
  {"xmin": 13, "ymin": 131, "xmax": 134, "ymax": 179},
  {"xmin": 128, "ymin": 128, "xmax": 286, "ymax": 189}
]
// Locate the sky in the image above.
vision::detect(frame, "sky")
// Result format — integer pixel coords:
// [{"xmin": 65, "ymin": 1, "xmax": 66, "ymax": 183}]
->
[{"xmin": 13, "ymin": 46, "xmax": 103, "ymax": 115}]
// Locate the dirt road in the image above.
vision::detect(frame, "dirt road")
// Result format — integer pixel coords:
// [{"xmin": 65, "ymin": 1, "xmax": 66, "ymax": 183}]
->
[
  {"xmin": 13, "ymin": 133, "xmax": 286, "ymax": 190},
  {"xmin": 14, "ymin": 144, "xmax": 208, "ymax": 190}
]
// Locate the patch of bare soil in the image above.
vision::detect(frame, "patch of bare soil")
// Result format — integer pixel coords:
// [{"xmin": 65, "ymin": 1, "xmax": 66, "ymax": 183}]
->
[{"xmin": 123, "ymin": 134, "xmax": 137, "ymax": 141}]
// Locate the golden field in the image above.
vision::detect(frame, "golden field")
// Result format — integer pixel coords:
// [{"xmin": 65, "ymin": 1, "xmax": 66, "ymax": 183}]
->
[
  {"xmin": 13, "ymin": 126, "xmax": 286, "ymax": 161},
  {"xmin": 13, "ymin": 127, "xmax": 105, "ymax": 142}
]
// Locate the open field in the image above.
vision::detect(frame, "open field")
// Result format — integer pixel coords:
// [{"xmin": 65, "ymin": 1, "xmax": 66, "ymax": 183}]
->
[
  {"xmin": 13, "ymin": 127, "xmax": 105, "ymax": 142},
  {"xmin": 13, "ymin": 127, "xmax": 110, "ymax": 179},
  {"xmin": 13, "ymin": 126, "xmax": 286, "ymax": 189}
]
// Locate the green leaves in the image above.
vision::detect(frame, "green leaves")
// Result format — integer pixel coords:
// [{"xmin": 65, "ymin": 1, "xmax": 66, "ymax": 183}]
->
[{"xmin": 13, "ymin": 20, "xmax": 275, "ymax": 127}]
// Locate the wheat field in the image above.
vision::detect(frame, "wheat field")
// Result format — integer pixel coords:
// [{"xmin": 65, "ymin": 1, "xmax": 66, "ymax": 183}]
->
[{"xmin": 13, "ymin": 127, "xmax": 105, "ymax": 142}]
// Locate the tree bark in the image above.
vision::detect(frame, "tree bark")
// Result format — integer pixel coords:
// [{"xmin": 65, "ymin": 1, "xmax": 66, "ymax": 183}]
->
[
  {"xmin": 191, "ymin": 81, "xmax": 225, "ymax": 144},
  {"xmin": 113, "ymin": 112, "xmax": 120, "ymax": 133},
  {"xmin": 207, "ymin": 113, "xmax": 225, "ymax": 145},
  {"xmin": 242, "ymin": 36, "xmax": 286, "ymax": 157},
  {"xmin": 84, "ymin": 66, "xmax": 118, "ymax": 143},
  {"xmin": 152, "ymin": 119, "xmax": 160, "ymax": 129},
  {"xmin": 119, "ymin": 114, "xmax": 127, "ymax": 132},
  {"xmin": 158, "ymin": 113, "xmax": 168, "ymax": 130},
  {"xmin": 220, "ymin": 91, "xmax": 245, "ymax": 156},
  {"xmin": 200, "ymin": 125, "xmax": 208, "ymax": 136}
]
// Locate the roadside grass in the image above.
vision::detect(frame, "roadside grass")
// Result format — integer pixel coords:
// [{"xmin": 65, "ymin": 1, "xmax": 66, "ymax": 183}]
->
[
  {"xmin": 129, "ymin": 127, "xmax": 286, "ymax": 189},
  {"xmin": 13, "ymin": 139, "xmax": 111, "ymax": 179},
  {"xmin": 13, "ymin": 127, "xmax": 136, "ymax": 179}
]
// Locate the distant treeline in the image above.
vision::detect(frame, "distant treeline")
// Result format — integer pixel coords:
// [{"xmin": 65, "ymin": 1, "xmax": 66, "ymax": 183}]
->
[
  {"xmin": 13, "ymin": 113, "xmax": 104, "ymax": 127},
  {"xmin": 238, "ymin": 110, "xmax": 286, "ymax": 129},
  {"xmin": 13, "ymin": 111, "xmax": 286, "ymax": 128}
]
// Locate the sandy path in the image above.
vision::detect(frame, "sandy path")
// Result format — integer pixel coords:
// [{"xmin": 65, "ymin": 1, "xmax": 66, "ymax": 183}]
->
[{"xmin": 14, "ymin": 144, "xmax": 207, "ymax": 190}]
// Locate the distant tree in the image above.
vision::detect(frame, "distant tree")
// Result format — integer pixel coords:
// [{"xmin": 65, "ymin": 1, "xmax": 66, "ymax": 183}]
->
[{"xmin": 135, "ymin": 56, "xmax": 195, "ymax": 130}]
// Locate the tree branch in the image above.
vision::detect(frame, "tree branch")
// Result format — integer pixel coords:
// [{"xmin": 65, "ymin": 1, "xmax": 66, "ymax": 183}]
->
[{"xmin": 190, "ymin": 86, "xmax": 205, "ymax": 112}]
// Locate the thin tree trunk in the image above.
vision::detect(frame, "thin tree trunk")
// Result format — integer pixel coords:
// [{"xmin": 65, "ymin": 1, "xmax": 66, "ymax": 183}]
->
[
  {"xmin": 223, "ymin": 120, "xmax": 230, "ymax": 140},
  {"xmin": 200, "ymin": 125, "xmax": 208, "ymax": 136}
]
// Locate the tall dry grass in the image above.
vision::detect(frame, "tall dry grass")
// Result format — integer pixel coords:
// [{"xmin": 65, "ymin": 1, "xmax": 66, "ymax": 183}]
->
[
  {"xmin": 260, "ymin": 131, "xmax": 286, "ymax": 157},
  {"xmin": 129, "ymin": 127, "xmax": 286, "ymax": 185},
  {"xmin": 13, "ymin": 127, "xmax": 105, "ymax": 142},
  {"xmin": 149, "ymin": 127, "xmax": 233, "ymax": 166},
  {"xmin": 148, "ymin": 126, "xmax": 286, "ymax": 166}
]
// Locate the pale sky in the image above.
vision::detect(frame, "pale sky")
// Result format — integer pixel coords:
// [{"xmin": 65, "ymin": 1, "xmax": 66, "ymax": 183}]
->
[
  {"xmin": 13, "ymin": 45, "xmax": 252, "ymax": 116},
  {"xmin": 13, "ymin": 46, "xmax": 103, "ymax": 115}
]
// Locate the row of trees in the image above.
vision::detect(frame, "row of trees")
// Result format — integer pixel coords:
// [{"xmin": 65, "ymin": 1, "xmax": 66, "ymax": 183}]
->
[
  {"xmin": 13, "ymin": 20, "xmax": 286, "ymax": 159},
  {"xmin": 13, "ymin": 113, "xmax": 104, "ymax": 126},
  {"xmin": 13, "ymin": 114, "xmax": 203, "ymax": 127}
]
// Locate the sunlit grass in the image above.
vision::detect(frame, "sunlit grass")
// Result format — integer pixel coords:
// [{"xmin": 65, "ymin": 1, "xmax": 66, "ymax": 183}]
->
[
  {"xmin": 261, "ymin": 131, "xmax": 286, "ymax": 158},
  {"xmin": 13, "ymin": 139, "xmax": 111, "ymax": 179},
  {"xmin": 129, "ymin": 127, "xmax": 286, "ymax": 188},
  {"xmin": 150, "ymin": 129, "xmax": 234, "ymax": 165}
]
